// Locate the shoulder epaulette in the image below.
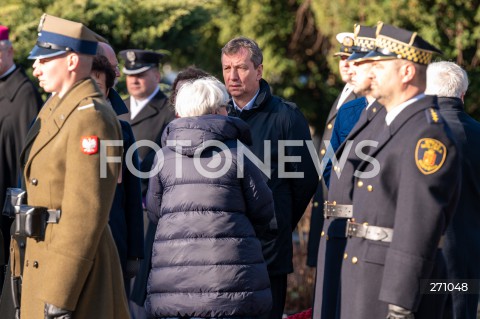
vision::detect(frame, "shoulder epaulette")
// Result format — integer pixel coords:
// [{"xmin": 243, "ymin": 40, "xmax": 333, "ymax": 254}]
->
[{"xmin": 425, "ymin": 107, "xmax": 443, "ymax": 124}]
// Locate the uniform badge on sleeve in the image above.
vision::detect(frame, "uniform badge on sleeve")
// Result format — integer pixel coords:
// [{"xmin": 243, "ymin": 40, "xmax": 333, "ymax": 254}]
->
[
  {"xmin": 415, "ymin": 138, "xmax": 447, "ymax": 175},
  {"xmin": 81, "ymin": 136, "xmax": 99, "ymax": 155}
]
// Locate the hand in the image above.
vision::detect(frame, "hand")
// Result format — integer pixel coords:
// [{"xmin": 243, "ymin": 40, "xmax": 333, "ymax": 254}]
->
[
  {"xmin": 386, "ymin": 304, "xmax": 414, "ymax": 319},
  {"xmin": 44, "ymin": 303, "xmax": 72, "ymax": 319},
  {"xmin": 125, "ymin": 259, "xmax": 141, "ymax": 278}
]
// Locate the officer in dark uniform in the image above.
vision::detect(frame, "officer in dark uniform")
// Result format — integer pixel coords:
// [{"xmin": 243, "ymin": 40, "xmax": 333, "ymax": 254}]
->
[
  {"xmin": 340, "ymin": 23, "xmax": 460, "ymax": 319},
  {"xmin": 425, "ymin": 61, "xmax": 480, "ymax": 319},
  {"xmin": 118, "ymin": 49, "xmax": 175, "ymax": 194},
  {"xmin": 312, "ymin": 25, "xmax": 385, "ymax": 319},
  {"xmin": 307, "ymin": 32, "xmax": 358, "ymax": 267}
]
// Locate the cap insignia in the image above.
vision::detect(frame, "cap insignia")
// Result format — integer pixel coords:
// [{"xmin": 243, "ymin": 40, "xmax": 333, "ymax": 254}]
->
[{"xmin": 126, "ymin": 51, "xmax": 136, "ymax": 62}]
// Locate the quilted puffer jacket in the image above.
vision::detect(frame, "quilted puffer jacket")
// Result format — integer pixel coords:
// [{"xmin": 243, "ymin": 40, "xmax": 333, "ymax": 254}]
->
[{"xmin": 145, "ymin": 114, "xmax": 274, "ymax": 318}]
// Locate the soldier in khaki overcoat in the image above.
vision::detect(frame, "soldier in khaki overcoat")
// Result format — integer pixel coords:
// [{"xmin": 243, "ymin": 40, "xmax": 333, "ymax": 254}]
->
[{"xmin": 17, "ymin": 14, "xmax": 129, "ymax": 319}]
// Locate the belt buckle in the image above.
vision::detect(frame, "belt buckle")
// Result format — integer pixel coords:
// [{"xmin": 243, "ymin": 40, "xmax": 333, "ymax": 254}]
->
[
  {"xmin": 323, "ymin": 201, "xmax": 336, "ymax": 219},
  {"xmin": 346, "ymin": 220, "xmax": 356, "ymax": 238}
]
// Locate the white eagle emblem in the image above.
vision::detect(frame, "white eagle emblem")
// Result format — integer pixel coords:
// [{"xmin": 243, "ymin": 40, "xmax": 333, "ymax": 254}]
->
[{"xmin": 81, "ymin": 136, "xmax": 98, "ymax": 155}]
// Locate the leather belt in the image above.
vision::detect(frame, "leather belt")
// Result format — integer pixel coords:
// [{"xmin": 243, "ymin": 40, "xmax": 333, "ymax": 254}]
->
[
  {"xmin": 346, "ymin": 220, "xmax": 393, "ymax": 242},
  {"xmin": 46, "ymin": 209, "xmax": 61, "ymax": 224},
  {"xmin": 324, "ymin": 201, "xmax": 353, "ymax": 219}
]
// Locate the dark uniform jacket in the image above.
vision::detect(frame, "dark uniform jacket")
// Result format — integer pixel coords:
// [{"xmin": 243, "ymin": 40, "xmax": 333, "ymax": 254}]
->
[
  {"xmin": 323, "ymin": 97, "xmax": 369, "ymax": 187},
  {"xmin": 313, "ymin": 102, "xmax": 385, "ymax": 319},
  {"xmin": 340, "ymin": 95, "xmax": 460, "ymax": 319},
  {"xmin": 436, "ymin": 96, "xmax": 480, "ymax": 319},
  {"xmin": 307, "ymin": 87, "xmax": 357, "ymax": 266},
  {"xmin": 228, "ymin": 79, "xmax": 318, "ymax": 275},
  {"xmin": 108, "ymin": 89, "xmax": 144, "ymax": 276},
  {"xmin": 118, "ymin": 89, "xmax": 175, "ymax": 195},
  {"xmin": 20, "ymin": 79, "xmax": 129, "ymax": 319},
  {"xmin": 145, "ymin": 115, "xmax": 274, "ymax": 317},
  {"xmin": 0, "ymin": 66, "xmax": 42, "ymax": 273}
]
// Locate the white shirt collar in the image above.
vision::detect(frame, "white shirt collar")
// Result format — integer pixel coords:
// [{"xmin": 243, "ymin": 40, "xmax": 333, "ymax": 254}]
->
[
  {"xmin": 385, "ymin": 93, "xmax": 425, "ymax": 126},
  {"xmin": 0, "ymin": 64, "xmax": 16, "ymax": 79},
  {"xmin": 130, "ymin": 86, "xmax": 160, "ymax": 120},
  {"xmin": 233, "ymin": 89, "xmax": 260, "ymax": 112},
  {"xmin": 336, "ymin": 84, "xmax": 354, "ymax": 110}
]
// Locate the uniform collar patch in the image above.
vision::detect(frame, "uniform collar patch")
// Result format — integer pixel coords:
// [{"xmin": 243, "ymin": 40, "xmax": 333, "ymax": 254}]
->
[
  {"xmin": 415, "ymin": 138, "xmax": 447, "ymax": 175},
  {"xmin": 81, "ymin": 136, "xmax": 99, "ymax": 155}
]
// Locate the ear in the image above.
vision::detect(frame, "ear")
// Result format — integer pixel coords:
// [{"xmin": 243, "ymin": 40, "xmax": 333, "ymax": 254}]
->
[
  {"xmin": 256, "ymin": 64, "xmax": 263, "ymax": 80},
  {"xmin": 401, "ymin": 62, "xmax": 416, "ymax": 83},
  {"xmin": 66, "ymin": 54, "xmax": 80, "ymax": 71}
]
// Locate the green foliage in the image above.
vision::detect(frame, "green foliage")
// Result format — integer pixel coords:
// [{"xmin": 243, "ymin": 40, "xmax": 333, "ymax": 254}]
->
[{"xmin": 2, "ymin": 0, "xmax": 479, "ymax": 131}]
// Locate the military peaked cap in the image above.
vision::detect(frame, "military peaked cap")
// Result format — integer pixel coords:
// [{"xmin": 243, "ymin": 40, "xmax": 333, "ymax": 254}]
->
[
  {"xmin": 28, "ymin": 14, "xmax": 101, "ymax": 60},
  {"xmin": 333, "ymin": 32, "xmax": 355, "ymax": 57},
  {"xmin": 363, "ymin": 22, "xmax": 442, "ymax": 65},
  {"xmin": 347, "ymin": 25, "xmax": 376, "ymax": 62},
  {"xmin": 119, "ymin": 49, "xmax": 164, "ymax": 75}
]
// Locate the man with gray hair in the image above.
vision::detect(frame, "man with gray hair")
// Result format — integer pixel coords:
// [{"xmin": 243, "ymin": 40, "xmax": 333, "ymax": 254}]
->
[{"xmin": 425, "ymin": 61, "xmax": 480, "ymax": 319}]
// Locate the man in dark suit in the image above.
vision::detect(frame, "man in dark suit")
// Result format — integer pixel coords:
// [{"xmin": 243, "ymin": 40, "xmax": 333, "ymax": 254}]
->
[
  {"xmin": 340, "ymin": 23, "xmax": 460, "ymax": 319},
  {"xmin": 312, "ymin": 25, "xmax": 382, "ymax": 319},
  {"xmin": 0, "ymin": 24, "xmax": 42, "ymax": 289},
  {"xmin": 425, "ymin": 61, "xmax": 480, "ymax": 319},
  {"xmin": 307, "ymin": 31, "xmax": 358, "ymax": 267},
  {"xmin": 118, "ymin": 49, "xmax": 174, "ymax": 319}
]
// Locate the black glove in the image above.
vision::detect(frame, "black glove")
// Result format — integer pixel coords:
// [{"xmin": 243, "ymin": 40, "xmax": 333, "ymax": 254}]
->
[
  {"xmin": 125, "ymin": 259, "xmax": 141, "ymax": 278},
  {"xmin": 386, "ymin": 304, "xmax": 414, "ymax": 319},
  {"xmin": 44, "ymin": 303, "xmax": 73, "ymax": 319}
]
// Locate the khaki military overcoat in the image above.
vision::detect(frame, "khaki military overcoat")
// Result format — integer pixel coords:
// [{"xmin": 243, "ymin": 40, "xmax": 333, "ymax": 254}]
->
[{"xmin": 20, "ymin": 79, "xmax": 129, "ymax": 319}]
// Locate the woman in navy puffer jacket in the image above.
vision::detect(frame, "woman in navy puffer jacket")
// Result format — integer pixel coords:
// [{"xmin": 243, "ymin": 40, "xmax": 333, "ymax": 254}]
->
[{"xmin": 145, "ymin": 77, "xmax": 274, "ymax": 318}]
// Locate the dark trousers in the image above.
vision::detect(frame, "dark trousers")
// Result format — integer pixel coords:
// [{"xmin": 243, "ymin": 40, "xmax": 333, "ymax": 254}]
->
[{"xmin": 260, "ymin": 274, "xmax": 287, "ymax": 319}]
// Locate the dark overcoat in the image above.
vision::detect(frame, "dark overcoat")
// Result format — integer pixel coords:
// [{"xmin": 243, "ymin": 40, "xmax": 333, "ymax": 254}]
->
[
  {"xmin": 437, "ymin": 96, "xmax": 480, "ymax": 319},
  {"xmin": 0, "ymin": 66, "xmax": 42, "ymax": 270}
]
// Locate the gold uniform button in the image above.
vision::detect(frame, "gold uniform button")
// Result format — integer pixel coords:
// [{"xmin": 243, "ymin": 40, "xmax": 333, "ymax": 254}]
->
[
  {"xmin": 31, "ymin": 178, "xmax": 38, "ymax": 186},
  {"xmin": 352, "ymin": 257, "xmax": 358, "ymax": 264},
  {"xmin": 372, "ymin": 107, "xmax": 377, "ymax": 113},
  {"xmin": 320, "ymin": 149, "xmax": 326, "ymax": 155},
  {"xmin": 357, "ymin": 181, "xmax": 363, "ymax": 187},
  {"xmin": 327, "ymin": 123, "xmax": 333, "ymax": 129},
  {"xmin": 313, "ymin": 201, "xmax": 319, "ymax": 208},
  {"xmin": 367, "ymin": 185, "xmax": 373, "ymax": 192},
  {"xmin": 321, "ymin": 231, "xmax": 325, "ymax": 237},
  {"xmin": 344, "ymin": 253, "xmax": 348, "ymax": 260}
]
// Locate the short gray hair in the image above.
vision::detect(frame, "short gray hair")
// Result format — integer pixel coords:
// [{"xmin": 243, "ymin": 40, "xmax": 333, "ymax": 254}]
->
[
  {"xmin": 425, "ymin": 61, "xmax": 469, "ymax": 98},
  {"xmin": 175, "ymin": 77, "xmax": 229, "ymax": 117},
  {"xmin": 221, "ymin": 36, "xmax": 263, "ymax": 68}
]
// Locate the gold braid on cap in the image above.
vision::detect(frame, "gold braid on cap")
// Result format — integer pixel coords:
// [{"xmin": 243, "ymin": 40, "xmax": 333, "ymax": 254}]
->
[{"xmin": 375, "ymin": 35, "xmax": 434, "ymax": 64}]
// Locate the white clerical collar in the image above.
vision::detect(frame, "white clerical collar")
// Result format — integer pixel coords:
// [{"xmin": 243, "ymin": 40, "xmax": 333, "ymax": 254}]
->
[
  {"xmin": 385, "ymin": 93, "xmax": 426, "ymax": 126},
  {"xmin": 233, "ymin": 89, "xmax": 260, "ymax": 112},
  {"xmin": 0, "ymin": 64, "xmax": 16, "ymax": 79},
  {"xmin": 130, "ymin": 85, "xmax": 160, "ymax": 120}
]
